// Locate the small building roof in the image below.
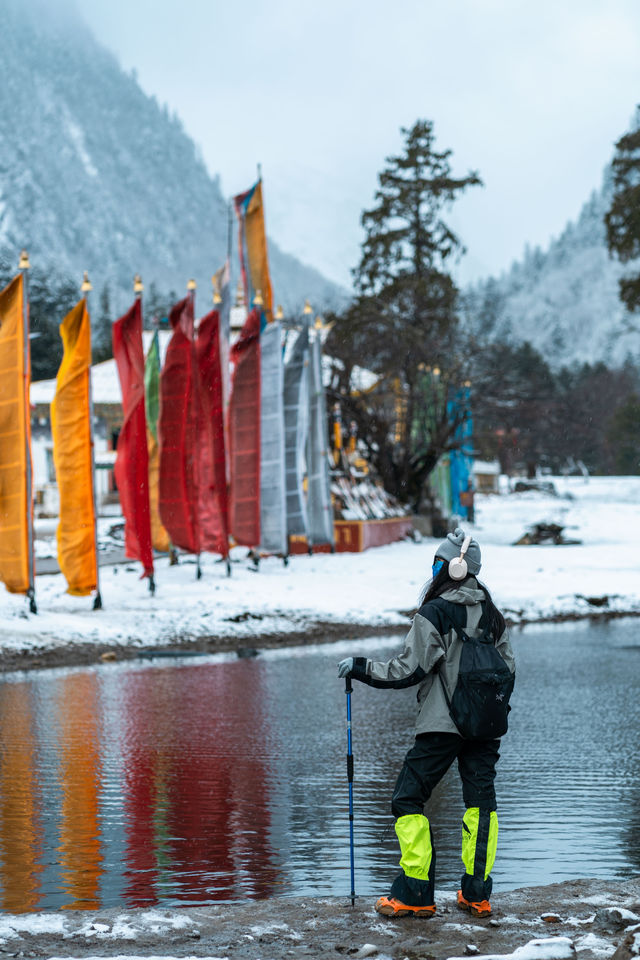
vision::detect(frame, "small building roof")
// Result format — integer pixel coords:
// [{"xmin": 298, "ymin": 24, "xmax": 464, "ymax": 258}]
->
[
  {"xmin": 473, "ymin": 459, "xmax": 501, "ymax": 475},
  {"xmin": 30, "ymin": 330, "xmax": 173, "ymax": 407}
]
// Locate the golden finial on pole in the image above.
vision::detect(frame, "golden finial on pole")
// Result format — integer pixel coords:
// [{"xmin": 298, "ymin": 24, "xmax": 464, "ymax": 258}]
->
[
  {"xmin": 212, "ymin": 275, "xmax": 222, "ymax": 305},
  {"xmin": 19, "ymin": 249, "xmax": 30, "ymax": 270},
  {"xmin": 187, "ymin": 278, "xmax": 197, "ymax": 291},
  {"xmin": 253, "ymin": 289, "xmax": 264, "ymax": 307},
  {"xmin": 303, "ymin": 299, "xmax": 313, "ymax": 315},
  {"xmin": 133, "ymin": 273, "xmax": 144, "ymax": 294},
  {"xmin": 81, "ymin": 270, "xmax": 92, "ymax": 294},
  {"xmin": 314, "ymin": 315, "xmax": 324, "ymax": 330},
  {"xmin": 274, "ymin": 305, "xmax": 284, "ymax": 321}
]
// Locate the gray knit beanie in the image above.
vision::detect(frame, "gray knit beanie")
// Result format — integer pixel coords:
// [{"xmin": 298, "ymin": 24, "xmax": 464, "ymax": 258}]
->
[{"xmin": 435, "ymin": 526, "xmax": 481, "ymax": 576}]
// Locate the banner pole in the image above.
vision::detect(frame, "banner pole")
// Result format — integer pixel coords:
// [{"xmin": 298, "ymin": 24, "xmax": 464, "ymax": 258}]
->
[
  {"xmin": 19, "ymin": 250, "xmax": 37, "ymax": 614},
  {"xmin": 134, "ymin": 274, "xmax": 155, "ymax": 596},
  {"xmin": 82, "ymin": 271, "xmax": 102, "ymax": 610}
]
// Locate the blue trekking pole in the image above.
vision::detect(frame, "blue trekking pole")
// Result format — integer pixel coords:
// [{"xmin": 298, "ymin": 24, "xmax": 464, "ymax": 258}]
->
[{"xmin": 345, "ymin": 676, "xmax": 356, "ymax": 906}]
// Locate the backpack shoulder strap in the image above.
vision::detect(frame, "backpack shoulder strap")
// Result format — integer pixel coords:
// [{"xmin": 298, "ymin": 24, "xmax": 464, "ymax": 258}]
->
[
  {"xmin": 420, "ymin": 598, "xmax": 467, "ymax": 707},
  {"xmin": 420, "ymin": 596, "xmax": 466, "ymax": 640}
]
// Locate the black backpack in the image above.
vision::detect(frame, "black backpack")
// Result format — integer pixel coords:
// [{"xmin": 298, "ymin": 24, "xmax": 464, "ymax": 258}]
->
[{"xmin": 431, "ymin": 598, "xmax": 514, "ymax": 740}]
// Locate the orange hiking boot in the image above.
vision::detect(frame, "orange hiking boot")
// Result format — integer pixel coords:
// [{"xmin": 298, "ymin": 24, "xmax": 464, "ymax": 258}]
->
[
  {"xmin": 375, "ymin": 896, "xmax": 436, "ymax": 918},
  {"xmin": 457, "ymin": 889, "xmax": 491, "ymax": 917}
]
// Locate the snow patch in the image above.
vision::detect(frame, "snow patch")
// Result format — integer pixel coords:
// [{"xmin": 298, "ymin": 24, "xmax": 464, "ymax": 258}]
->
[
  {"xmin": 63, "ymin": 112, "xmax": 98, "ymax": 178},
  {"xmin": 0, "ymin": 914, "xmax": 66, "ymax": 942},
  {"xmin": 448, "ymin": 937, "xmax": 576, "ymax": 960},
  {"xmin": 573, "ymin": 932, "xmax": 617, "ymax": 958}
]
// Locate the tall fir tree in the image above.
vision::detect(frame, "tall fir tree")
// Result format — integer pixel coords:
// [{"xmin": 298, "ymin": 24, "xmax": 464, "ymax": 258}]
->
[
  {"xmin": 326, "ymin": 120, "xmax": 481, "ymax": 508},
  {"xmin": 93, "ymin": 282, "xmax": 113, "ymax": 363},
  {"xmin": 605, "ymin": 105, "xmax": 640, "ymax": 312}
]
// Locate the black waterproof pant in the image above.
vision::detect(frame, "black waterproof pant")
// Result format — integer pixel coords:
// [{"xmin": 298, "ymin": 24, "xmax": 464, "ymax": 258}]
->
[{"xmin": 388, "ymin": 732, "xmax": 500, "ymax": 906}]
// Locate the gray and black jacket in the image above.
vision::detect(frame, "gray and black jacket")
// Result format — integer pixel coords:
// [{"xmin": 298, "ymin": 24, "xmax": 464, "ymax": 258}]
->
[{"xmin": 351, "ymin": 580, "xmax": 515, "ymax": 737}]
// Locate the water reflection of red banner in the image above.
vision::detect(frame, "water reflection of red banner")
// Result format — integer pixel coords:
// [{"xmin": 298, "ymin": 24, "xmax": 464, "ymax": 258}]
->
[
  {"xmin": 122, "ymin": 660, "xmax": 280, "ymax": 905},
  {"xmin": 0, "ymin": 685, "xmax": 43, "ymax": 912}
]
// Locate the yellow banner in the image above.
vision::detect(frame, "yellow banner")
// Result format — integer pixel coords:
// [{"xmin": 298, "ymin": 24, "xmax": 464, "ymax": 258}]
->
[
  {"xmin": 0, "ymin": 274, "xmax": 32, "ymax": 595},
  {"xmin": 245, "ymin": 181, "xmax": 273, "ymax": 321},
  {"xmin": 147, "ymin": 427, "xmax": 170, "ymax": 553},
  {"xmin": 51, "ymin": 300, "xmax": 97, "ymax": 596}
]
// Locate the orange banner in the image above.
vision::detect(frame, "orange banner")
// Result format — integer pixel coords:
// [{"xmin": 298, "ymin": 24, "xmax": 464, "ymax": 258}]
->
[
  {"xmin": 0, "ymin": 273, "xmax": 33, "ymax": 596},
  {"xmin": 235, "ymin": 180, "xmax": 273, "ymax": 322},
  {"xmin": 51, "ymin": 300, "xmax": 97, "ymax": 596}
]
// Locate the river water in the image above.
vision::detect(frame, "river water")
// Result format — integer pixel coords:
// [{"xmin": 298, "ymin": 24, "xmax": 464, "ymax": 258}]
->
[{"xmin": 0, "ymin": 618, "xmax": 639, "ymax": 911}]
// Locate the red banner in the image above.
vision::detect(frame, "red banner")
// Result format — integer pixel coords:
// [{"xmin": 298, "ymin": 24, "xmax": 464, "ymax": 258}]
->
[
  {"xmin": 158, "ymin": 296, "xmax": 200, "ymax": 554},
  {"xmin": 196, "ymin": 310, "xmax": 229, "ymax": 557},
  {"xmin": 227, "ymin": 308, "xmax": 261, "ymax": 547},
  {"xmin": 113, "ymin": 299, "xmax": 154, "ymax": 577}
]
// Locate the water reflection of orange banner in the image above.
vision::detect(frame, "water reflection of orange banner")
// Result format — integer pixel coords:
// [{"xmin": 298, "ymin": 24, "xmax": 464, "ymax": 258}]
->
[
  {"xmin": 56, "ymin": 673, "xmax": 103, "ymax": 909},
  {"xmin": 0, "ymin": 684, "xmax": 43, "ymax": 912},
  {"xmin": 122, "ymin": 661, "xmax": 280, "ymax": 904}
]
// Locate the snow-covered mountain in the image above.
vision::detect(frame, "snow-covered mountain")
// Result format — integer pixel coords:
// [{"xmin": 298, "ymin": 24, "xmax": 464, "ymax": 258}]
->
[
  {"xmin": 0, "ymin": 0, "xmax": 344, "ymax": 314},
  {"xmin": 463, "ymin": 169, "xmax": 639, "ymax": 368}
]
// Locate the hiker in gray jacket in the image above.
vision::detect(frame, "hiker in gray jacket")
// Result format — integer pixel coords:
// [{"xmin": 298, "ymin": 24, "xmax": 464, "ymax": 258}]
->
[{"xmin": 338, "ymin": 528, "xmax": 515, "ymax": 919}]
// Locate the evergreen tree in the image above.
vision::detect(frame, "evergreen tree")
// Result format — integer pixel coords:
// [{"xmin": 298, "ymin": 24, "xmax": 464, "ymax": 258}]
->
[
  {"xmin": 472, "ymin": 341, "xmax": 558, "ymax": 477},
  {"xmin": 607, "ymin": 394, "xmax": 640, "ymax": 474},
  {"xmin": 326, "ymin": 120, "xmax": 481, "ymax": 508},
  {"xmin": 605, "ymin": 106, "xmax": 640, "ymax": 312},
  {"xmin": 145, "ymin": 281, "xmax": 162, "ymax": 327},
  {"xmin": 92, "ymin": 282, "xmax": 113, "ymax": 363}
]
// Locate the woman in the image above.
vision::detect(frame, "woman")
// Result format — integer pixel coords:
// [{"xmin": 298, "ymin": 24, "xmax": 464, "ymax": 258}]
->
[{"xmin": 338, "ymin": 527, "xmax": 515, "ymax": 918}]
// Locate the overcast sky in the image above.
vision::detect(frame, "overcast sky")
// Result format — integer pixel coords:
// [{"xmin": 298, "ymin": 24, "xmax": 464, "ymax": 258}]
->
[{"xmin": 83, "ymin": 0, "xmax": 640, "ymax": 290}]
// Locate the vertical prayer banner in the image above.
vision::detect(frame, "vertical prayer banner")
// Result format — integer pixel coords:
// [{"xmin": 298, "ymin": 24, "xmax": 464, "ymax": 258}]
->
[
  {"xmin": 283, "ymin": 325, "xmax": 310, "ymax": 538},
  {"xmin": 0, "ymin": 274, "xmax": 34, "ymax": 597},
  {"xmin": 196, "ymin": 309, "xmax": 229, "ymax": 557},
  {"xmin": 259, "ymin": 320, "xmax": 287, "ymax": 555},
  {"xmin": 158, "ymin": 296, "xmax": 200, "ymax": 554},
  {"xmin": 113, "ymin": 300, "xmax": 154, "ymax": 577},
  {"xmin": 144, "ymin": 332, "xmax": 170, "ymax": 553},
  {"xmin": 307, "ymin": 329, "xmax": 335, "ymax": 548},
  {"xmin": 51, "ymin": 299, "xmax": 97, "ymax": 596},
  {"xmin": 228, "ymin": 308, "xmax": 261, "ymax": 547},
  {"xmin": 234, "ymin": 181, "xmax": 273, "ymax": 322}
]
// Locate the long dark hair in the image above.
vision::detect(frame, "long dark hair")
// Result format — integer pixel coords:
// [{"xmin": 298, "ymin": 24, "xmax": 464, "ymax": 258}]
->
[{"xmin": 419, "ymin": 562, "xmax": 506, "ymax": 641}]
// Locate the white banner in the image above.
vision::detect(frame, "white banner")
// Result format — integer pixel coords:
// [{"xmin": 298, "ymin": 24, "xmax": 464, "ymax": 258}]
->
[
  {"xmin": 307, "ymin": 330, "xmax": 334, "ymax": 547},
  {"xmin": 259, "ymin": 320, "xmax": 288, "ymax": 556},
  {"xmin": 283, "ymin": 327, "xmax": 310, "ymax": 538}
]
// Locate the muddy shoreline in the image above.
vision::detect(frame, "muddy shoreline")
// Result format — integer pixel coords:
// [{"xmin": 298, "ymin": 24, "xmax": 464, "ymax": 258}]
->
[
  {"xmin": 1, "ymin": 877, "xmax": 639, "ymax": 959},
  {"xmin": 2, "ymin": 606, "xmax": 640, "ymax": 675}
]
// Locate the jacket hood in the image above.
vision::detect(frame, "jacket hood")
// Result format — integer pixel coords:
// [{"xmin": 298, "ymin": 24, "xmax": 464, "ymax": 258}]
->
[{"xmin": 440, "ymin": 578, "xmax": 485, "ymax": 605}]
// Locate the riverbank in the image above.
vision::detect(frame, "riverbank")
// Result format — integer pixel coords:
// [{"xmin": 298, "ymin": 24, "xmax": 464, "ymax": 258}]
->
[
  {"xmin": 1, "ymin": 476, "xmax": 638, "ymax": 673},
  {"xmin": 1, "ymin": 877, "xmax": 639, "ymax": 959}
]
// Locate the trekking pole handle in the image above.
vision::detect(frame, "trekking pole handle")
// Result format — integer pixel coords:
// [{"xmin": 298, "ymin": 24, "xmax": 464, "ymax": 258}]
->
[{"xmin": 345, "ymin": 676, "xmax": 352, "ymax": 694}]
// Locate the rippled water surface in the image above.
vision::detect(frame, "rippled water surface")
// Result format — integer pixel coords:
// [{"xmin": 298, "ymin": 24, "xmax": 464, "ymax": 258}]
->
[{"xmin": 0, "ymin": 618, "xmax": 639, "ymax": 910}]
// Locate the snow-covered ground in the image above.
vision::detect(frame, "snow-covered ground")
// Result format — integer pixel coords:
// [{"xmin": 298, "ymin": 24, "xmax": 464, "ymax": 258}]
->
[{"xmin": 1, "ymin": 476, "xmax": 638, "ymax": 661}]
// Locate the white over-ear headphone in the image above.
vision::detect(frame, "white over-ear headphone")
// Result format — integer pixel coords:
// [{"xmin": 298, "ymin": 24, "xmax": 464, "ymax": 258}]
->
[{"xmin": 449, "ymin": 535, "xmax": 472, "ymax": 580}]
